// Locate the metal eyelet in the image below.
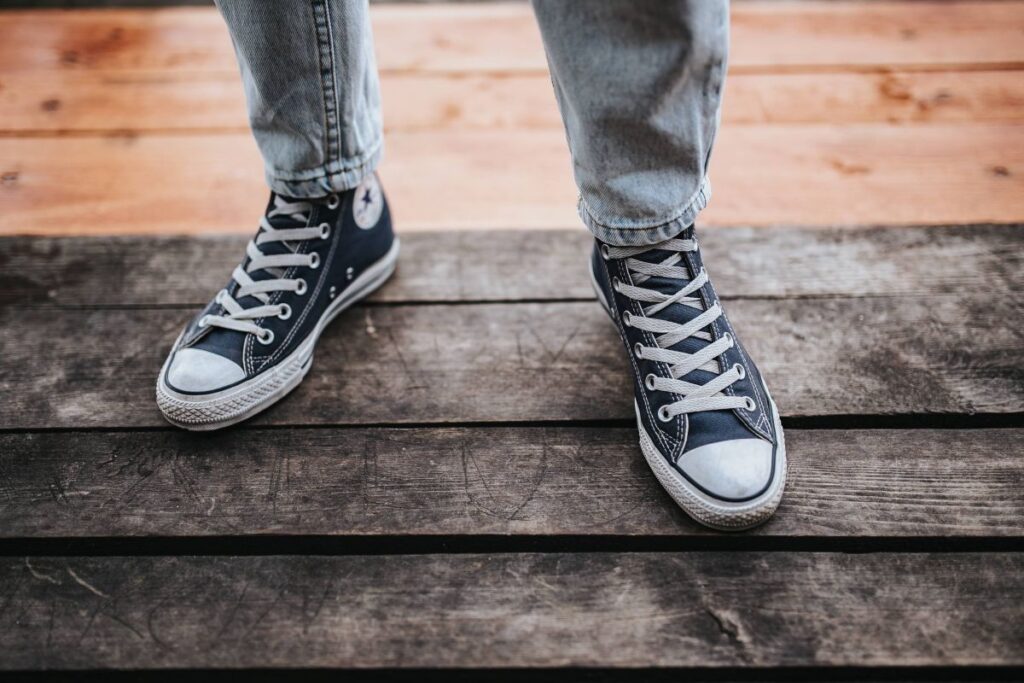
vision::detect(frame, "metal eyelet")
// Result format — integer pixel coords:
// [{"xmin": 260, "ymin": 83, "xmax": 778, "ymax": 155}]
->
[
  {"xmin": 214, "ymin": 290, "xmax": 225, "ymax": 304},
  {"xmin": 743, "ymin": 396, "xmax": 756, "ymax": 412},
  {"xmin": 733, "ymin": 363, "xmax": 746, "ymax": 380},
  {"xmin": 600, "ymin": 244, "xmax": 611, "ymax": 260},
  {"xmin": 318, "ymin": 222, "xmax": 331, "ymax": 239},
  {"xmin": 295, "ymin": 279, "xmax": 308, "ymax": 296},
  {"xmin": 621, "ymin": 310, "xmax": 633, "ymax": 327},
  {"xmin": 198, "ymin": 315, "xmax": 211, "ymax": 328},
  {"xmin": 657, "ymin": 405, "xmax": 672, "ymax": 422},
  {"xmin": 612, "ymin": 277, "xmax": 622, "ymax": 293},
  {"xmin": 309, "ymin": 252, "xmax": 321, "ymax": 270},
  {"xmin": 723, "ymin": 332, "xmax": 734, "ymax": 348},
  {"xmin": 644, "ymin": 373, "xmax": 657, "ymax": 390},
  {"xmin": 326, "ymin": 194, "xmax": 340, "ymax": 210},
  {"xmin": 633, "ymin": 342, "xmax": 644, "ymax": 358},
  {"xmin": 257, "ymin": 328, "xmax": 275, "ymax": 345},
  {"xmin": 277, "ymin": 303, "xmax": 292, "ymax": 320}
]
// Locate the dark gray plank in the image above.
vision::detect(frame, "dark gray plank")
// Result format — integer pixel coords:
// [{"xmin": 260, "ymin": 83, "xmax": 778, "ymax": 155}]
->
[
  {"xmin": 2, "ymin": 224, "xmax": 1020, "ymax": 307},
  {"xmin": 2, "ymin": 552, "xmax": 1021, "ymax": 669},
  {"xmin": 0, "ymin": 428, "xmax": 1020, "ymax": 539},
  {"xmin": 1, "ymin": 293, "xmax": 1020, "ymax": 429}
]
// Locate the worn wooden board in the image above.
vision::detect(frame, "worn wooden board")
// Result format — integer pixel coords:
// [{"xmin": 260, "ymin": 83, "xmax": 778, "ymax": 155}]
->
[
  {"xmin": 2, "ymin": 225, "xmax": 1021, "ymax": 308},
  {"xmin": 0, "ymin": 427, "xmax": 1020, "ymax": 539},
  {"xmin": 1, "ymin": 293, "xmax": 1021, "ymax": 429},
  {"xmin": 5, "ymin": 70, "xmax": 1023, "ymax": 133},
  {"xmin": 2, "ymin": 3, "xmax": 1022, "ymax": 75},
  {"xmin": 2, "ymin": 552, "xmax": 1022, "ymax": 669},
  {"xmin": 3, "ymin": 124, "xmax": 1023, "ymax": 235}
]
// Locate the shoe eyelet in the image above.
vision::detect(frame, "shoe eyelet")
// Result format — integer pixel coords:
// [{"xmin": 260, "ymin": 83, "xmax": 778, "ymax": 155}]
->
[
  {"xmin": 657, "ymin": 405, "xmax": 672, "ymax": 422},
  {"xmin": 214, "ymin": 290, "xmax": 225, "ymax": 304},
  {"xmin": 277, "ymin": 303, "xmax": 292, "ymax": 320},
  {"xmin": 318, "ymin": 222, "xmax": 331, "ymax": 239},
  {"xmin": 743, "ymin": 396, "xmax": 756, "ymax": 412},
  {"xmin": 733, "ymin": 363, "xmax": 746, "ymax": 380},
  {"xmin": 600, "ymin": 244, "xmax": 611, "ymax": 261},
  {"xmin": 309, "ymin": 252, "xmax": 321, "ymax": 270},
  {"xmin": 612, "ymin": 277, "xmax": 622, "ymax": 293},
  {"xmin": 645, "ymin": 373, "xmax": 657, "ymax": 390},
  {"xmin": 295, "ymin": 279, "xmax": 308, "ymax": 296},
  {"xmin": 198, "ymin": 315, "xmax": 210, "ymax": 328},
  {"xmin": 633, "ymin": 342, "xmax": 644, "ymax": 359},
  {"xmin": 257, "ymin": 328, "xmax": 275, "ymax": 345},
  {"xmin": 723, "ymin": 332, "xmax": 734, "ymax": 348},
  {"xmin": 621, "ymin": 310, "xmax": 632, "ymax": 327},
  {"xmin": 326, "ymin": 194, "xmax": 340, "ymax": 210}
]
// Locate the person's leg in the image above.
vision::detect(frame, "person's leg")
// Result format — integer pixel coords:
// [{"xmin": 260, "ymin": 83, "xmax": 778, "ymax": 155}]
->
[
  {"xmin": 156, "ymin": 0, "xmax": 397, "ymax": 430},
  {"xmin": 532, "ymin": 0, "xmax": 726, "ymax": 246},
  {"xmin": 215, "ymin": 0, "xmax": 383, "ymax": 197},
  {"xmin": 533, "ymin": 1, "xmax": 786, "ymax": 530}
]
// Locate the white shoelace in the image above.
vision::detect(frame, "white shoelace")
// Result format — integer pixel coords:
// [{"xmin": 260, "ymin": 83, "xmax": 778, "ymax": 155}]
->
[
  {"xmin": 604, "ymin": 237, "xmax": 753, "ymax": 421},
  {"xmin": 199, "ymin": 196, "xmax": 329, "ymax": 346}
]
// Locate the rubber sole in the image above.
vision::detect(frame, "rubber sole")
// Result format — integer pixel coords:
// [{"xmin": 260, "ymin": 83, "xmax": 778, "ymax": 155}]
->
[
  {"xmin": 156, "ymin": 239, "xmax": 400, "ymax": 431},
  {"xmin": 588, "ymin": 256, "xmax": 787, "ymax": 531}
]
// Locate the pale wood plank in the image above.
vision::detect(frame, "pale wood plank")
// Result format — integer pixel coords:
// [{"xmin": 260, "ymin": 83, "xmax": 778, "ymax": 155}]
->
[
  {"xmin": 2, "ymin": 553, "xmax": 1021, "ymax": 669},
  {"xmin": 1, "ymin": 295, "xmax": 1020, "ymax": 429},
  {"xmin": 2, "ymin": 225, "xmax": 1020, "ymax": 307},
  {"xmin": 1, "ymin": 124, "xmax": 1022, "ymax": 234},
  {"xmin": 1, "ymin": 3, "xmax": 1021, "ymax": 75},
  {"xmin": 4, "ymin": 70, "xmax": 1023, "ymax": 133},
  {"xmin": 1, "ymin": 428, "xmax": 1020, "ymax": 539}
]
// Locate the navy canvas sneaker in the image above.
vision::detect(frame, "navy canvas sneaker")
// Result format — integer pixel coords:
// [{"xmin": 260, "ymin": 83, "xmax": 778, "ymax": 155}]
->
[
  {"xmin": 590, "ymin": 228, "xmax": 786, "ymax": 530},
  {"xmin": 157, "ymin": 173, "xmax": 398, "ymax": 430}
]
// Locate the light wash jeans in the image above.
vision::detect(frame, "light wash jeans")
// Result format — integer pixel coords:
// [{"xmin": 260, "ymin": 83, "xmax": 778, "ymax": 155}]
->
[{"xmin": 215, "ymin": 0, "xmax": 729, "ymax": 246}]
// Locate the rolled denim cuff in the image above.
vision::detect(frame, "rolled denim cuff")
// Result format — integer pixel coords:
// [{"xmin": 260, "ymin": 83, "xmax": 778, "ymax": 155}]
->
[
  {"xmin": 264, "ymin": 137, "xmax": 383, "ymax": 198},
  {"xmin": 579, "ymin": 176, "xmax": 711, "ymax": 247}
]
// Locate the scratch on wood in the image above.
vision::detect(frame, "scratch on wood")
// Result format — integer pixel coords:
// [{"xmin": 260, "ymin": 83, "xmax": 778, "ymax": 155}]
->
[
  {"xmin": 67, "ymin": 567, "xmax": 109, "ymax": 598},
  {"xmin": 25, "ymin": 558, "xmax": 61, "ymax": 585}
]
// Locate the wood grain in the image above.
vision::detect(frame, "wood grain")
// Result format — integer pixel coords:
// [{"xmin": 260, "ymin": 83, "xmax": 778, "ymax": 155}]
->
[
  {"xmin": 3, "ymin": 225, "xmax": 1021, "ymax": 307},
  {"xmin": 4, "ymin": 70, "xmax": 1023, "ymax": 133},
  {"xmin": 1, "ymin": 294, "xmax": 1021, "ymax": 429},
  {"xmin": 0, "ymin": 427, "xmax": 1020, "ymax": 539},
  {"xmin": 2, "ymin": 124, "xmax": 1022, "ymax": 235},
  {"xmin": 2, "ymin": 552, "xmax": 1022, "ymax": 669},
  {"xmin": 1, "ymin": 3, "xmax": 1021, "ymax": 75}
]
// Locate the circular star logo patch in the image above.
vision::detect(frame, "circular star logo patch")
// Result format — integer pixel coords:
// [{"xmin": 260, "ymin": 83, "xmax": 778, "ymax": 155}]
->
[{"xmin": 353, "ymin": 175, "xmax": 384, "ymax": 230}]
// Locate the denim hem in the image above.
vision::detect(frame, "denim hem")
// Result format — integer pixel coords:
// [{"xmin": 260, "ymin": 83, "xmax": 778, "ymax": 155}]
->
[
  {"xmin": 579, "ymin": 177, "xmax": 711, "ymax": 247},
  {"xmin": 264, "ymin": 138, "xmax": 383, "ymax": 198}
]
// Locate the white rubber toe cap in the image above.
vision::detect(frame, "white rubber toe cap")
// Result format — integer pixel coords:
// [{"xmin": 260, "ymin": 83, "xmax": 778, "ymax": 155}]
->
[
  {"xmin": 166, "ymin": 348, "xmax": 245, "ymax": 393},
  {"xmin": 676, "ymin": 438, "xmax": 774, "ymax": 501}
]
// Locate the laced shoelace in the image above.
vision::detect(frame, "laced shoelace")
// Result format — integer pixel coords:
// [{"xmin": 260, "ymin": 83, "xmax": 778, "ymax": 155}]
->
[
  {"xmin": 199, "ymin": 195, "xmax": 333, "ymax": 346},
  {"xmin": 604, "ymin": 236, "xmax": 754, "ymax": 422}
]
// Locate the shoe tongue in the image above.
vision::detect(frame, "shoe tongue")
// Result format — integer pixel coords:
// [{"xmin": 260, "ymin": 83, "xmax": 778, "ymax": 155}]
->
[
  {"xmin": 232, "ymin": 193, "xmax": 311, "ymax": 306},
  {"xmin": 634, "ymin": 248, "xmax": 718, "ymax": 384}
]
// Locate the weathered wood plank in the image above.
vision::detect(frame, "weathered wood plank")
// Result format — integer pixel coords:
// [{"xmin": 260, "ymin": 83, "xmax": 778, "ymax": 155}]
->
[
  {"xmin": 5, "ymin": 70, "xmax": 1022, "ymax": 134},
  {"xmin": 2, "ymin": 225, "xmax": 1021, "ymax": 307},
  {"xmin": 1, "ymin": 294, "xmax": 1020, "ymax": 429},
  {"xmin": 2, "ymin": 552, "xmax": 1021, "ymax": 669},
  {"xmin": 1, "ymin": 428, "xmax": 1020, "ymax": 539},
  {"xmin": 3, "ymin": 124, "xmax": 1023, "ymax": 235},
  {"xmin": 1, "ymin": 3, "xmax": 1021, "ymax": 75}
]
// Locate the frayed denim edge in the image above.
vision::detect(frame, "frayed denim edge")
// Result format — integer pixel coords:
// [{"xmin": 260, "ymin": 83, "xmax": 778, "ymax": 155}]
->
[{"xmin": 579, "ymin": 176, "xmax": 711, "ymax": 247}]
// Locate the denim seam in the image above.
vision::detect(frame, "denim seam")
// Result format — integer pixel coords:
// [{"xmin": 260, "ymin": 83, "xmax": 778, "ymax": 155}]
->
[
  {"xmin": 312, "ymin": 0, "xmax": 341, "ymax": 174},
  {"xmin": 581, "ymin": 176, "xmax": 711, "ymax": 245}
]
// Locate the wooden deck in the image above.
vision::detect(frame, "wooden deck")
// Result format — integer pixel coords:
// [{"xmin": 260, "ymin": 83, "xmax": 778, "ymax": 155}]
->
[
  {"xmin": 1, "ymin": 1, "xmax": 1023, "ymax": 680},
  {"xmin": 1, "ymin": 1, "xmax": 1023, "ymax": 233}
]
